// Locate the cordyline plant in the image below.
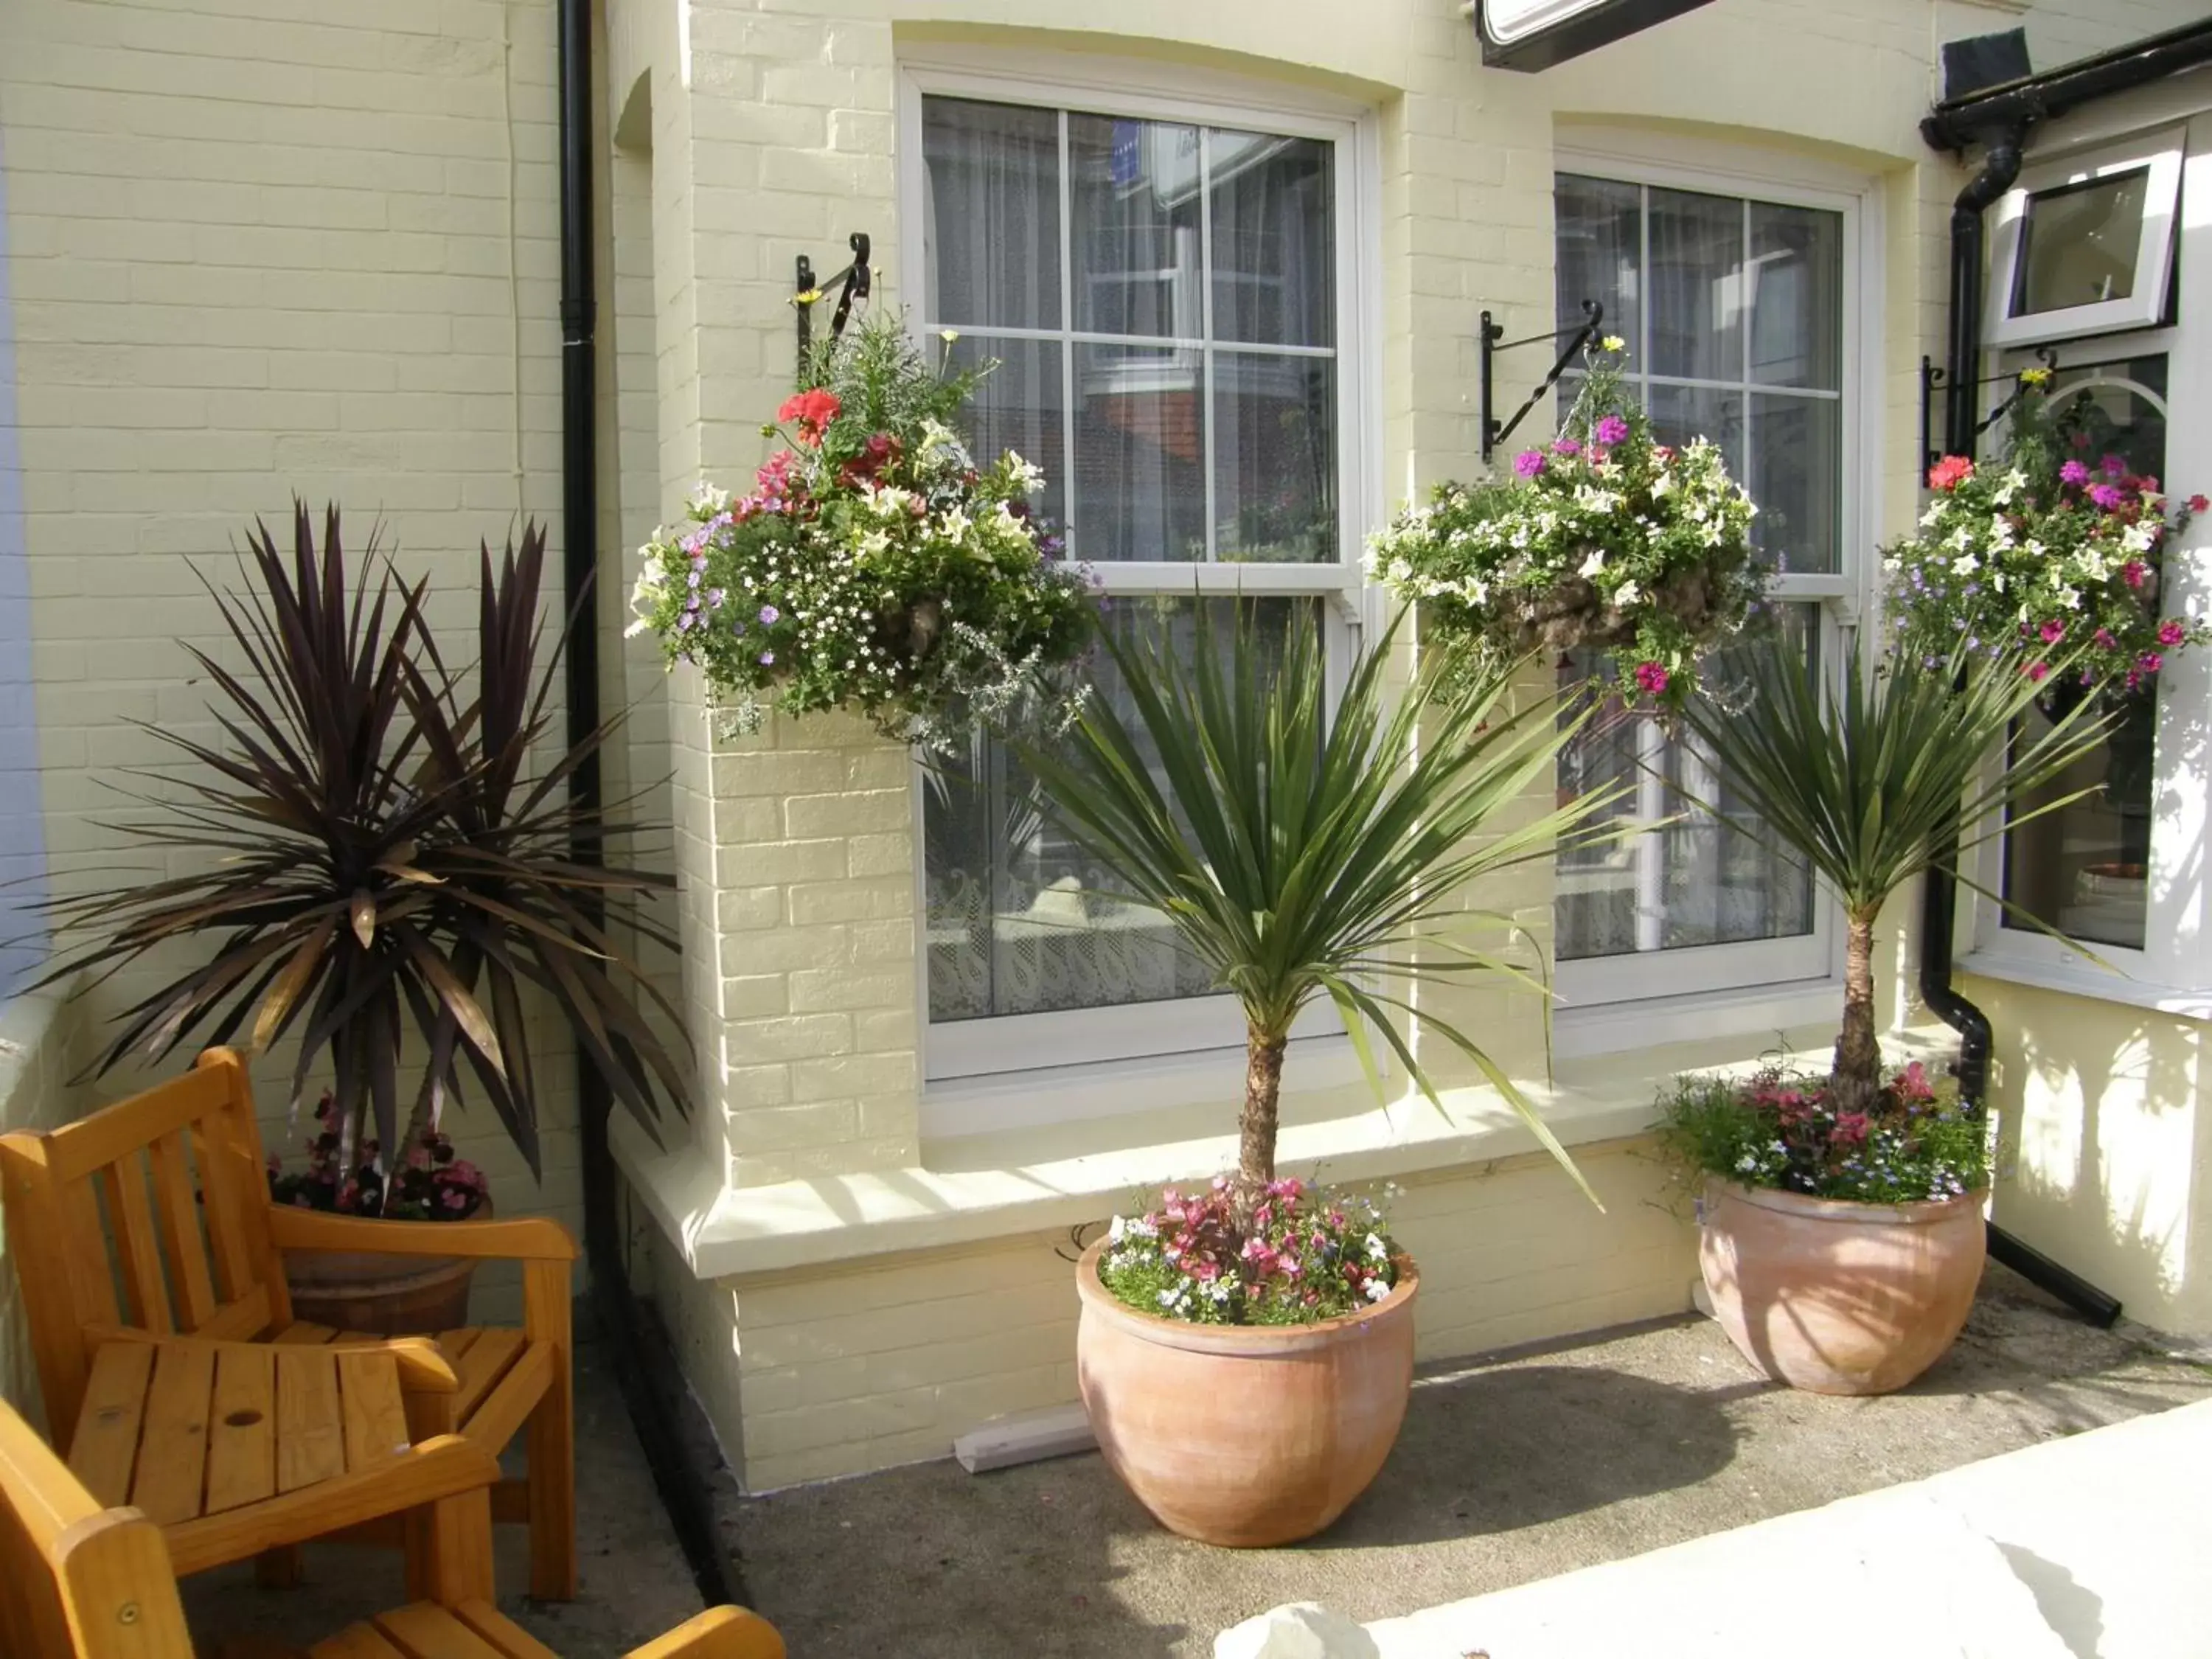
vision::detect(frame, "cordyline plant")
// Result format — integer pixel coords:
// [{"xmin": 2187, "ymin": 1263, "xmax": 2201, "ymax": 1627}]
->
[
  {"xmin": 1011, "ymin": 602, "xmax": 1625, "ymax": 1234},
  {"xmin": 1677, "ymin": 631, "xmax": 2112, "ymax": 1120},
  {"xmin": 33, "ymin": 504, "xmax": 688, "ymax": 1194}
]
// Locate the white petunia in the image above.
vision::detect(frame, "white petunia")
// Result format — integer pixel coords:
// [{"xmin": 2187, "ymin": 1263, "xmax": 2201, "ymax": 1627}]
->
[
  {"xmin": 1579, "ymin": 549, "xmax": 1607, "ymax": 578},
  {"xmin": 1615, "ymin": 580, "xmax": 1644, "ymax": 608}
]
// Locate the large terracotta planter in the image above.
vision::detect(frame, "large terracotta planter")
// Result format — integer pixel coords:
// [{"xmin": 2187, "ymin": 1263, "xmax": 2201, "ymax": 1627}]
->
[
  {"xmin": 1075, "ymin": 1241, "xmax": 1418, "ymax": 1547},
  {"xmin": 1699, "ymin": 1179, "xmax": 1986, "ymax": 1395},
  {"xmin": 282, "ymin": 1200, "xmax": 490, "ymax": 1337}
]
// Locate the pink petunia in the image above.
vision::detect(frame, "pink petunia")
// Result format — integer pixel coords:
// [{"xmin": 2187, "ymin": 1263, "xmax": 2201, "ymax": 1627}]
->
[
  {"xmin": 1632, "ymin": 661, "xmax": 1671, "ymax": 698},
  {"xmin": 2102, "ymin": 453, "xmax": 2129, "ymax": 479},
  {"xmin": 2038, "ymin": 619, "xmax": 2065, "ymax": 644},
  {"xmin": 1593, "ymin": 414, "xmax": 1631, "ymax": 446},
  {"xmin": 2124, "ymin": 560, "xmax": 2149, "ymax": 590},
  {"xmin": 2140, "ymin": 652, "xmax": 2165, "ymax": 675},
  {"xmin": 1514, "ymin": 448, "xmax": 1547, "ymax": 481},
  {"xmin": 2159, "ymin": 619, "xmax": 2185, "ymax": 647},
  {"xmin": 2027, "ymin": 661, "xmax": 2051, "ymax": 682},
  {"xmin": 2059, "ymin": 459, "xmax": 2091, "ymax": 487}
]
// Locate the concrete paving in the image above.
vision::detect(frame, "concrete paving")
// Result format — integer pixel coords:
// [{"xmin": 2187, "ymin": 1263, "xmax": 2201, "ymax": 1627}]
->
[
  {"xmin": 176, "ymin": 1267, "xmax": 2212, "ymax": 1658},
  {"xmin": 731, "ymin": 1265, "xmax": 2212, "ymax": 1658}
]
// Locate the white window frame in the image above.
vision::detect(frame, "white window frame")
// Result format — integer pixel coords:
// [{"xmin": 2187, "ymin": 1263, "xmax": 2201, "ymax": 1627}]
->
[
  {"xmin": 1546, "ymin": 135, "xmax": 1882, "ymax": 1034},
  {"xmin": 1960, "ymin": 134, "xmax": 2212, "ymax": 1014},
  {"xmin": 897, "ymin": 50, "xmax": 1384, "ymax": 1104},
  {"xmin": 1986, "ymin": 127, "xmax": 2185, "ymax": 351}
]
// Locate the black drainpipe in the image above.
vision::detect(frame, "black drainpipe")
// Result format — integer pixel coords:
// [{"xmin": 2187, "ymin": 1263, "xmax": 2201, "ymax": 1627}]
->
[
  {"xmin": 1924, "ymin": 128, "xmax": 2123, "ymax": 1328},
  {"xmin": 557, "ymin": 0, "xmax": 747, "ymax": 1605}
]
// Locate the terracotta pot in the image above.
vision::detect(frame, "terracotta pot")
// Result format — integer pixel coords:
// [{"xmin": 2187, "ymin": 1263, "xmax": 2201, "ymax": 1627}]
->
[
  {"xmin": 1074, "ymin": 1240, "xmax": 1418, "ymax": 1547},
  {"xmin": 282, "ymin": 1200, "xmax": 490, "ymax": 1337},
  {"xmin": 1699, "ymin": 1179, "xmax": 1985, "ymax": 1395}
]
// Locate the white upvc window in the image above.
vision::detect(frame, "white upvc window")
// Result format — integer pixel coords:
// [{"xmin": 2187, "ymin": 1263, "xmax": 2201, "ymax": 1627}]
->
[
  {"xmin": 1986, "ymin": 128, "xmax": 2185, "ymax": 351},
  {"xmin": 896, "ymin": 56, "xmax": 1379, "ymax": 1125},
  {"xmin": 1961, "ymin": 131, "xmax": 2212, "ymax": 1015},
  {"xmin": 1545, "ymin": 142, "xmax": 1878, "ymax": 1030}
]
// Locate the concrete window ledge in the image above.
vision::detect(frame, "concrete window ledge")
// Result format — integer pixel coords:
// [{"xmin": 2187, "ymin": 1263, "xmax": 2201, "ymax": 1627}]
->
[{"xmin": 613, "ymin": 1020, "xmax": 1958, "ymax": 1283}]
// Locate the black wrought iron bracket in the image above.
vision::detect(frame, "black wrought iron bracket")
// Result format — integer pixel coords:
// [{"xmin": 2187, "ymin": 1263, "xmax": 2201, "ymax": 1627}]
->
[
  {"xmin": 1919, "ymin": 346, "xmax": 2058, "ymax": 471},
  {"xmin": 1480, "ymin": 300, "xmax": 1604, "ymax": 462},
  {"xmin": 795, "ymin": 232, "xmax": 872, "ymax": 376}
]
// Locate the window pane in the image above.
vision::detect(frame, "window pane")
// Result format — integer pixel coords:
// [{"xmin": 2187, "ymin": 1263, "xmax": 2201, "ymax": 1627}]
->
[
  {"xmin": 2003, "ymin": 692, "xmax": 2151, "ymax": 952},
  {"xmin": 1557, "ymin": 606, "xmax": 1818, "ymax": 961},
  {"xmin": 1209, "ymin": 131, "xmax": 1335, "ymax": 347},
  {"xmin": 1071, "ymin": 344, "xmax": 1207, "ymax": 562},
  {"xmin": 1647, "ymin": 187, "xmax": 1744, "ymax": 382},
  {"xmin": 1214, "ymin": 352, "xmax": 1335, "ymax": 564},
  {"xmin": 1071, "ymin": 114, "xmax": 1202, "ymax": 339},
  {"xmin": 922, "ymin": 99, "xmax": 1062, "ymax": 331},
  {"xmin": 1748, "ymin": 202, "xmax": 1842, "ymax": 390},
  {"xmin": 1748, "ymin": 392, "xmax": 1839, "ymax": 574},
  {"xmin": 1647, "ymin": 383, "xmax": 1745, "ymax": 479},
  {"xmin": 2013, "ymin": 169, "xmax": 2149, "ymax": 317},
  {"xmin": 1556, "ymin": 175, "xmax": 1641, "ymax": 360},
  {"xmin": 2000, "ymin": 353, "xmax": 2166, "ymax": 952},
  {"xmin": 945, "ymin": 334, "xmax": 1065, "ymax": 534},
  {"xmin": 925, "ymin": 597, "xmax": 1307, "ymax": 1021}
]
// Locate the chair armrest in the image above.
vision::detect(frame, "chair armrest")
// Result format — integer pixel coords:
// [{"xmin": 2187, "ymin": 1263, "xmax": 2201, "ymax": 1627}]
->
[
  {"xmin": 85, "ymin": 1325, "xmax": 459, "ymax": 1394},
  {"xmin": 268, "ymin": 1207, "xmax": 579, "ymax": 1263},
  {"xmin": 625, "ymin": 1607, "xmax": 787, "ymax": 1659}
]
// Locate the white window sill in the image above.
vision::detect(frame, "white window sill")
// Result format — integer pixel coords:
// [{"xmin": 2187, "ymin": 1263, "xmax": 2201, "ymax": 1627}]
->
[
  {"xmin": 1551, "ymin": 977, "xmax": 1843, "ymax": 1060},
  {"xmin": 1956, "ymin": 951, "xmax": 2212, "ymax": 1021},
  {"xmin": 612, "ymin": 1017, "xmax": 1952, "ymax": 1283}
]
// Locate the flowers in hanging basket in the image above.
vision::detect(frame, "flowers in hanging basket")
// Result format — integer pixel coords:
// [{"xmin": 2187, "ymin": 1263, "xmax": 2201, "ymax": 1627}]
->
[
  {"xmin": 628, "ymin": 313, "xmax": 1099, "ymax": 749},
  {"xmin": 1365, "ymin": 344, "xmax": 1763, "ymax": 709},
  {"xmin": 1885, "ymin": 375, "xmax": 2211, "ymax": 698},
  {"xmin": 1657, "ymin": 1060, "xmax": 1989, "ymax": 1206},
  {"xmin": 1096, "ymin": 1176, "xmax": 1400, "ymax": 1326}
]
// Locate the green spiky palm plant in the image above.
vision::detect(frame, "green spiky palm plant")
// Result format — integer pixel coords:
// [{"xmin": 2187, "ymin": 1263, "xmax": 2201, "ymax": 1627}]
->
[
  {"xmin": 1678, "ymin": 633, "xmax": 2111, "ymax": 1119},
  {"xmin": 36, "ymin": 504, "xmax": 686, "ymax": 1195},
  {"xmin": 1011, "ymin": 602, "xmax": 1624, "ymax": 1222}
]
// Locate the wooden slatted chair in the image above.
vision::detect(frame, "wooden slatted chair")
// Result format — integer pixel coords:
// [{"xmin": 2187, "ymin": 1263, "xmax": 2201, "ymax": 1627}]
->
[
  {"xmin": 0, "ymin": 1391, "xmax": 785, "ymax": 1659},
  {"xmin": 0, "ymin": 1048, "xmax": 579, "ymax": 1599}
]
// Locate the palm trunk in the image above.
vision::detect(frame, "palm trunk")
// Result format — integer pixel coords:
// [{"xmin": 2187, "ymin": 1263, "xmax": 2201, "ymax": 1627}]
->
[
  {"xmin": 1236, "ymin": 1023, "xmax": 1287, "ymax": 1228},
  {"xmin": 1829, "ymin": 910, "xmax": 1881, "ymax": 1117}
]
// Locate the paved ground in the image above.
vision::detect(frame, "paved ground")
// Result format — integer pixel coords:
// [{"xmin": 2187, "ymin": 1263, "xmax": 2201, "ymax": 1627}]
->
[
  {"xmin": 731, "ymin": 1265, "xmax": 2212, "ymax": 1659},
  {"xmin": 180, "ymin": 1267, "xmax": 2212, "ymax": 1658}
]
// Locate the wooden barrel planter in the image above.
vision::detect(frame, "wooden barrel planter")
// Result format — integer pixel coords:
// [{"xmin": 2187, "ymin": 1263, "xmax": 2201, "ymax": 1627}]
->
[{"xmin": 281, "ymin": 1200, "xmax": 491, "ymax": 1336}]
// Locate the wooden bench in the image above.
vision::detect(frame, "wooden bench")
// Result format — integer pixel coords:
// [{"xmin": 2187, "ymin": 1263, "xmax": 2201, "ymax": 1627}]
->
[
  {"xmin": 0, "ymin": 1048, "xmax": 579, "ymax": 1598},
  {"xmin": 0, "ymin": 1391, "xmax": 784, "ymax": 1658}
]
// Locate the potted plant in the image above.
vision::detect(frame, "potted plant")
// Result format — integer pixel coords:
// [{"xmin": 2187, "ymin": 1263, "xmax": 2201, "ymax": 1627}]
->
[
  {"xmin": 1367, "ymin": 339, "xmax": 1764, "ymax": 709},
  {"xmin": 37, "ymin": 507, "xmax": 688, "ymax": 1333},
  {"xmin": 628, "ymin": 313, "xmax": 1096, "ymax": 751},
  {"xmin": 1657, "ymin": 630, "xmax": 2110, "ymax": 1394},
  {"xmin": 1015, "ymin": 605, "xmax": 1616, "ymax": 1546}
]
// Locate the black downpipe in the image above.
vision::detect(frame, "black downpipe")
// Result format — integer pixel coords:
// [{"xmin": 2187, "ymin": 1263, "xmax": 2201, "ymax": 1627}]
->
[
  {"xmin": 557, "ymin": 0, "xmax": 747, "ymax": 1604},
  {"xmin": 1924, "ymin": 128, "xmax": 2123, "ymax": 1329}
]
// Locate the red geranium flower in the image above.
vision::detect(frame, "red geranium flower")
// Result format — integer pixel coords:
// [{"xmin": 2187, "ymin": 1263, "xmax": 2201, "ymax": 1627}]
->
[
  {"xmin": 777, "ymin": 388, "xmax": 841, "ymax": 447},
  {"xmin": 1927, "ymin": 455, "xmax": 1975, "ymax": 492}
]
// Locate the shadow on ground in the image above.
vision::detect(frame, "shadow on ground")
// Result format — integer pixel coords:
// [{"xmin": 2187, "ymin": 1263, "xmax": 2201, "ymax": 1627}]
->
[{"xmin": 731, "ymin": 1264, "xmax": 2212, "ymax": 1659}]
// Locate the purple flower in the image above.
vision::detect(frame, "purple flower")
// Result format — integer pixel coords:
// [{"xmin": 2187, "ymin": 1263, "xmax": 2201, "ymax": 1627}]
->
[
  {"xmin": 2059, "ymin": 459, "xmax": 2091, "ymax": 486},
  {"xmin": 1513, "ymin": 448, "xmax": 1547, "ymax": 481},
  {"xmin": 758, "ymin": 604, "xmax": 781, "ymax": 625},
  {"xmin": 1594, "ymin": 414, "xmax": 1630, "ymax": 446},
  {"xmin": 675, "ymin": 611, "xmax": 694, "ymax": 633},
  {"xmin": 2089, "ymin": 483, "xmax": 2126, "ymax": 510},
  {"xmin": 686, "ymin": 567, "xmax": 702, "ymax": 588},
  {"xmin": 2102, "ymin": 453, "xmax": 2129, "ymax": 479},
  {"xmin": 706, "ymin": 588, "xmax": 726, "ymax": 609},
  {"xmin": 758, "ymin": 650, "xmax": 776, "ymax": 667}
]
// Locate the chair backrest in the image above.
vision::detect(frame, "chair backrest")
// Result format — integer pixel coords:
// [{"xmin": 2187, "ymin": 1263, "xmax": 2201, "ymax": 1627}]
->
[
  {"xmin": 0, "ymin": 1048, "xmax": 292, "ymax": 1449},
  {"xmin": 0, "ymin": 1392, "xmax": 193, "ymax": 1658}
]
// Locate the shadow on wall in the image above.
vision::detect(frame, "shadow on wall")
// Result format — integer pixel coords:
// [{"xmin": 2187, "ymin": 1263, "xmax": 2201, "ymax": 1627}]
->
[
  {"xmin": 0, "ymin": 126, "xmax": 51, "ymax": 998},
  {"xmin": 1983, "ymin": 981, "xmax": 2205, "ymax": 1329},
  {"xmin": 0, "ymin": 984, "xmax": 85, "ymax": 1425}
]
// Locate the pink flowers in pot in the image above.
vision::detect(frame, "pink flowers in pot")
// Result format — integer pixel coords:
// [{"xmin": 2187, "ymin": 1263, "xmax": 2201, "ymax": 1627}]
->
[
  {"xmin": 1099, "ymin": 1176, "xmax": 1399, "ymax": 1326},
  {"xmin": 266, "ymin": 1090, "xmax": 492, "ymax": 1222}
]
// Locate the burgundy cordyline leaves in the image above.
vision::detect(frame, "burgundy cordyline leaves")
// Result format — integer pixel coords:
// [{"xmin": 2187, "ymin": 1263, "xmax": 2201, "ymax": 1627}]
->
[{"xmin": 32, "ymin": 503, "xmax": 689, "ymax": 1190}]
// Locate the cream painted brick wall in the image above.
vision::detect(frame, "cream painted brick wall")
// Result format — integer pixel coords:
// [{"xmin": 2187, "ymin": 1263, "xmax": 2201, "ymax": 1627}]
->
[
  {"xmin": 667, "ymin": 681, "xmax": 919, "ymax": 1189},
  {"xmin": 643, "ymin": 1134, "xmax": 1691, "ymax": 1492}
]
